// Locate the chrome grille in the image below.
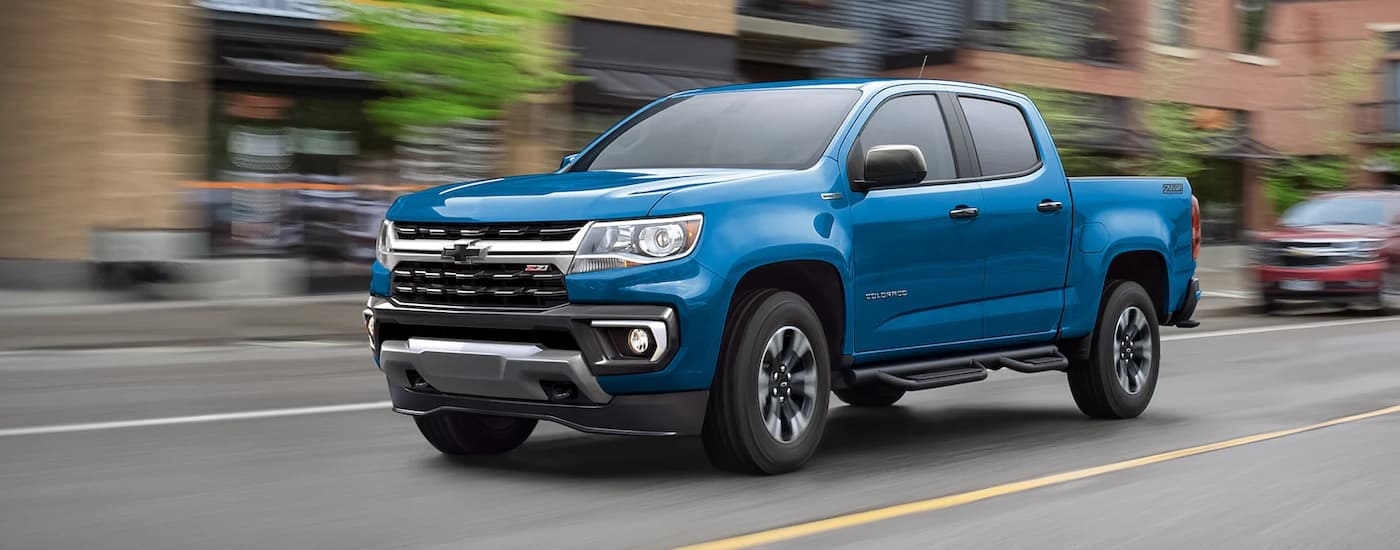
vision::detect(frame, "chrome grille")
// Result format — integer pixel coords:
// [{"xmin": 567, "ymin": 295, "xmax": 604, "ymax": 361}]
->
[
  {"xmin": 393, "ymin": 222, "xmax": 584, "ymax": 241},
  {"xmin": 1258, "ymin": 241, "xmax": 1346, "ymax": 268},
  {"xmin": 391, "ymin": 261, "xmax": 569, "ymax": 309}
]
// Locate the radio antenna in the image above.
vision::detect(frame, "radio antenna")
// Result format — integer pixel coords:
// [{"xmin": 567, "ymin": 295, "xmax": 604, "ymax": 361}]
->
[{"xmin": 918, "ymin": 55, "xmax": 928, "ymax": 78}]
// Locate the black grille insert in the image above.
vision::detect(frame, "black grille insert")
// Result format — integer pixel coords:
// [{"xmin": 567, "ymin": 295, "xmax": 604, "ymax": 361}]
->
[
  {"xmin": 394, "ymin": 222, "xmax": 584, "ymax": 241},
  {"xmin": 391, "ymin": 261, "xmax": 569, "ymax": 309},
  {"xmin": 1261, "ymin": 242, "xmax": 1346, "ymax": 268}
]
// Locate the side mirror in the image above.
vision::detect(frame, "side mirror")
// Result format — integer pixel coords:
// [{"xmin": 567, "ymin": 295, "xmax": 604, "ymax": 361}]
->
[
  {"xmin": 857, "ymin": 144, "xmax": 927, "ymax": 191},
  {"xmin": 560, "ymin": 153, "xmax": 580, "ymax": 170}
]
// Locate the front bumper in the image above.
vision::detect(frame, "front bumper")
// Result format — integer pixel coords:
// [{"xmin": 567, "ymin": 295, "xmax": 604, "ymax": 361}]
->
[
  {"xmin": 366, "ymin": 297, "xmax": 710, "ymax": 436},
  {"xmin": 388, "ymin": 384, "xmax": 709, "ymax": 436},
  {"xmin": 1255, "ymin": 262, "xmax": 1385, "ymax": 300}
]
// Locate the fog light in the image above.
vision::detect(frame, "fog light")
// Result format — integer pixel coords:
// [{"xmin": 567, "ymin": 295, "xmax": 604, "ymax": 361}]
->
[
  {"xmin": 627, "ymin": 328, "xmax": 651, "ymax": 355},
  {"xmin": 363, "ymin": 308, "xmax": 376, "ymax": 350}
]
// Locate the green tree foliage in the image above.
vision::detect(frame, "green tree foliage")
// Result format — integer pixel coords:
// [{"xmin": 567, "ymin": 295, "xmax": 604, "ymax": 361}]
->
[
  {"xmin": 1261, "ymin": 156, "xmax": 1351, "ymax": 214},
  {"xmin": 1138, "ymin": 100, "xmax": 1216, "ymax": 179},
  {"xmin": 334, "ymin": 0, "xmax": 577, "ymax": 135}
]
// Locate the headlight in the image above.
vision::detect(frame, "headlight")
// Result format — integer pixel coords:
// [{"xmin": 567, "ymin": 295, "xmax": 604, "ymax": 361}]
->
[
  {"xmin": 375, "ymin": 220, "xmax": 394, "ymax": 268},
  {"xmin": 570, "ymin": 214, "xmax": 703, "ymax": 274}
]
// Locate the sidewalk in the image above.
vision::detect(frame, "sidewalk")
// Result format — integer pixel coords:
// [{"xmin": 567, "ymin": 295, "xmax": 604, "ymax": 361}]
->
[
  {"xmin": 0, "ymin": 293, "xmax": 367, "ymax": 350},
  {"xmin": 0, "ymin": 246, "xmax": 1257, "ymax": 351}
]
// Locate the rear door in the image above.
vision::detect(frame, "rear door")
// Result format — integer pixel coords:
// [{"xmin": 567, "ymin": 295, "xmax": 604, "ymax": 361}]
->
[
  {"xmin": 952, "ymin": 94, "xmax": 1074, "ymax": 338},
  {"xmin": 847, "ymin": 91, "xmax": 986, "ymax": 354}
]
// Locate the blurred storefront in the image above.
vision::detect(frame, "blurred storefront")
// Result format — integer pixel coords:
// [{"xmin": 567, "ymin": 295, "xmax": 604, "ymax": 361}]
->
[
  {"xmin": 192, "ymin": 1, "xmax": 408, "ymax": 289},
  {"xmin": 185, "ymin": 0, "xmax": 738, "ymax": 292}
]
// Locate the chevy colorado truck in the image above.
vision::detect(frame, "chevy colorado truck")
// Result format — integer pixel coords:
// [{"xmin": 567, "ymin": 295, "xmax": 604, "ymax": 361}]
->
[{"xmin": 365, "ymin": 79, "xmax": 1202, "ymax": 475}]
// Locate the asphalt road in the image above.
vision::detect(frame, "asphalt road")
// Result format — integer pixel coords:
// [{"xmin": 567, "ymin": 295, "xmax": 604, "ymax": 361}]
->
[{"xmin": 2, "ymin": 310, "xmax": 1399, "ymax": 550}]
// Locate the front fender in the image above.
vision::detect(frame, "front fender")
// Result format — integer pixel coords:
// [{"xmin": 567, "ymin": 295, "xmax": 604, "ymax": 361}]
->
[{"xmin": 649, "ymin": 161, "xmax": 856, "ymax": 355}]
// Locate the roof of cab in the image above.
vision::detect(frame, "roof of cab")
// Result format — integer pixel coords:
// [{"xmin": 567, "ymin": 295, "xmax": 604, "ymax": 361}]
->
[{"xmin": 674, "ymin": 78, "xmax": 1025, "ymax": 100}]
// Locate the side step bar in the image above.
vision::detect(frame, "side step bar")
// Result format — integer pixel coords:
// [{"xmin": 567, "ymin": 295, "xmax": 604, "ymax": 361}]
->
[{"xmin": 847, "ymin": 345, "xmax": 1070, "ymax": 391}]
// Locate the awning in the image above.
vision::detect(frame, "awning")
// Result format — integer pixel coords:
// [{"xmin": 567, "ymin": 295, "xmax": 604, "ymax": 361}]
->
[
  {"xmin": 1202, "ymin": 134, "xmax": 1287, "ymax": 160},
  {"xmin": 225, "ymin": 57, "xmax": 373, "ymax": 82},
  {"xmin": 1056, "ymin": 126, "xmax": 1153, "ymax": 154},
  {"xmin": 574, "ymin": 66, "xmax": 732, "ymax": 103}
]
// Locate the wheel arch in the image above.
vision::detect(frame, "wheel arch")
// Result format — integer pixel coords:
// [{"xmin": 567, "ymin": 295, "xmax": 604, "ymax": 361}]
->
[{"xmin": 720, "ymin": 260, "xmax": 847, "ymax": 382}]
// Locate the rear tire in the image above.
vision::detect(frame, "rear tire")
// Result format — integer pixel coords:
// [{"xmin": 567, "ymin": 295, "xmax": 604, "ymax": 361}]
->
[
  {"xmin": 414, "ymin": 412, "xmax": 536, "ymax": 456},
  {"xmin": 1067, "ymin": 280, "xmax": 1161, "ymax": 419},
  {"xmin": 702, "ymin": 290, "xmax": 831, "ymax": 475},
  {"xmin": 834, "ymin": 385, "xmax": 905, "ymax": 407}
]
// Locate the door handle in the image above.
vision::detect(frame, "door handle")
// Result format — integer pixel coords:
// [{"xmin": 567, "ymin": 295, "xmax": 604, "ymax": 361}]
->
[
  {"xmin": 1037, "ymin": 199, "xmax": 1063, "ymax": 213},
  {"xmin": 949, "ymin": 205, "xmax": 980, "ymax": 219}
]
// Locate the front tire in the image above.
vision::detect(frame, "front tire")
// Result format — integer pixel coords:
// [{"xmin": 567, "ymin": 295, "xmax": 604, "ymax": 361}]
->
[
  {"xmin": 702, "ymin": 290, "xmax": 831, "ymax": 475},
  {"xmin": 414, "ymin": 412, "xmax": 537, "ymax": 456},
  {"xmin": 1067, "ymin": 280, "xmax": 1161, "ymax": 419}
]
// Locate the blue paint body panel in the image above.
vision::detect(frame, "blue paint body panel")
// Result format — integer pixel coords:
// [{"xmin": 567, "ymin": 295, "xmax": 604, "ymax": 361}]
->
[{"xmin": 371, "ymin": 79, "xmax": 1199, "ymax": 395}]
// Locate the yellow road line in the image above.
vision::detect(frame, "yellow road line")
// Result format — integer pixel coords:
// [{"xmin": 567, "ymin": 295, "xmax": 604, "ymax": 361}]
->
[{"xmin": 677, "ymin": 404, "xmax": 1400, "ymax": 550}]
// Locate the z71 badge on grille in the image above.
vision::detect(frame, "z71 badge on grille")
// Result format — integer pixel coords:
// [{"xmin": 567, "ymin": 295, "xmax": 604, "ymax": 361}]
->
[{"xmin": 523, "ymin": 264, "xmax": 550, "ymax": 272}]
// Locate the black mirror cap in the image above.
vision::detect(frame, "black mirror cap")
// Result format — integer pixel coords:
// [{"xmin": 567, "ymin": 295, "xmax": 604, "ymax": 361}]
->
[{"xmin": 859, "ymin": 144, "xmax": 927, "ymax": 190}]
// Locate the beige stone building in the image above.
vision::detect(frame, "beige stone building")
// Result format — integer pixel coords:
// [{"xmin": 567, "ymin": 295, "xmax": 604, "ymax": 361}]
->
[{"xmin": 0, "ymin": 0, "xmax": 749, "ymax": 291}]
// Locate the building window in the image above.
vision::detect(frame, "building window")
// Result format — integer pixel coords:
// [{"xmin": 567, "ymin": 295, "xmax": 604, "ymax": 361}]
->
[
  {"xmin": 1237, "ymin": 0, "xmax": 1268, "ymax": 54},
  {"xmin": 1150, "ymin": 0, "xmax": 1187, "ymax": 46},
  {"xmin": 975, "ymin": 0, "xmax": 1011, "ymax": 26}
]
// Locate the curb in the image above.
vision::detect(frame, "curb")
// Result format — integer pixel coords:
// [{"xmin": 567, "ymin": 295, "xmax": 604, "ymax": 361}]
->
[{"xmin": 0, "ymin": 295, "xmax": 367, "ymax": 351}]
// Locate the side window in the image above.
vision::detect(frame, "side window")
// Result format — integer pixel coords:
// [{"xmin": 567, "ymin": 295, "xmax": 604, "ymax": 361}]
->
[
  {"xmin": 850, "ymin": 94, "xmax": 958, "ymax": 183},
  {"xmin": 959, "ymin": 97, "xmax": 1040, "ymax": 177}
]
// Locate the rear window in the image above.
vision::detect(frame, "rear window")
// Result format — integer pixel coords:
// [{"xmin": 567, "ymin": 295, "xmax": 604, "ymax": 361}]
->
[{"xmin": 959, "ymin": 97, "xmax": 1040, "ymax": 177}]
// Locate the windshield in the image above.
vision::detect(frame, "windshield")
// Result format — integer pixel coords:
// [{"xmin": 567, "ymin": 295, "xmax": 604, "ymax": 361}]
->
[
  {"xmin": 578, "ymin": 88, "xmax": 862, "ymax": 171},
  {"xmin": 1278, "ymin": 197, "xmax": 1389, "ymax": 227}
]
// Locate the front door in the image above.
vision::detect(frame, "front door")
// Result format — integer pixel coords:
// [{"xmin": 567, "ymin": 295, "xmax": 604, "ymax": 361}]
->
[{"xmin": 848, "ymin": 92, "xmax": 986, "ymax": 354}]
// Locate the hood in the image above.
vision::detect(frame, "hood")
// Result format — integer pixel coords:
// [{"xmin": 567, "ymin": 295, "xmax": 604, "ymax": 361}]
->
[
  {"xmin": 1259, "ymin": 224, "xmax": 1392, "ymax": 242},
  {"xmin": 386, "ymin": 168, "xmax": 777, "ymax": 223}
]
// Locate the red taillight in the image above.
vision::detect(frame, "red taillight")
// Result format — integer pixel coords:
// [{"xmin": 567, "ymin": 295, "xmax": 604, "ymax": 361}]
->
[{"xmin": 1191, "ymin": 195, "xmax": 1201, "ymax": 260}]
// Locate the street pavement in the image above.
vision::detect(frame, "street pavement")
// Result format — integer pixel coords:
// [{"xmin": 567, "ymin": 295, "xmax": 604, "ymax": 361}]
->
[{"xmin": 2, "ymin": 309, "xmax": 1398, "ymax": 549}]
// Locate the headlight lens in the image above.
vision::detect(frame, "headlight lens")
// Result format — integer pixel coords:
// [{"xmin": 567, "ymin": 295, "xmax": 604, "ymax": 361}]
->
[
  {"xmin": 571, "ymin": 214, "xmax": 703, "ymax": 274},
  {"xmin": 375, "ymin": 220, "xmax": 394, "ymax": 268}
]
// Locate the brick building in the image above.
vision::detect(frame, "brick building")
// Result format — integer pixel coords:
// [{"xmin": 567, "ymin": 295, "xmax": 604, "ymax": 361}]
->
[{"xmin": 897, "ymin": 0, "xmax": 1400, "ymax": 240}]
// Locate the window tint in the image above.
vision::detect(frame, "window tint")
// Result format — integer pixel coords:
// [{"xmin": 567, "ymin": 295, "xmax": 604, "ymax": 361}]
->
[
  {"xmin": 851, "ymin": 94, "xmax": 957, "ymax": 182},
  {"xmin": 582, "ymin": 89, "xmax": 860, "ymax": 171},
  {"xmin": 959, "ymin": 97, "xmax": 1040, "ymax": 176}
]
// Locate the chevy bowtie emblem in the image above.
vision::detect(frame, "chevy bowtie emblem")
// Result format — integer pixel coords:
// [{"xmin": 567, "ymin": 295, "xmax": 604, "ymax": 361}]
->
[{"xmin": 442, "ymin": 241, "xmax": 490, "ymax": 264}]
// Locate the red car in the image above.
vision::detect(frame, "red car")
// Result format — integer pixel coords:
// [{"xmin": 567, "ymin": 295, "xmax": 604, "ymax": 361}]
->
[{"xmin": 1251, "ymin": 190, "xmax": 1400, "ymax": 313}]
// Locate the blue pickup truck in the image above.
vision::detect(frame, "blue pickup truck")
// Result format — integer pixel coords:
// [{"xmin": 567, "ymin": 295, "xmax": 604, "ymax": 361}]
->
[{"xmin": 364, "ymin": 79, "xmax": 1202, "ymax": 475}]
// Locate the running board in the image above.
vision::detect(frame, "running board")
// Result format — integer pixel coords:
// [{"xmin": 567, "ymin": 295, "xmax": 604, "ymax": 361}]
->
[{"xmin": 847, "ymin": 345, "xmax": 1070, "ymax": 391}]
